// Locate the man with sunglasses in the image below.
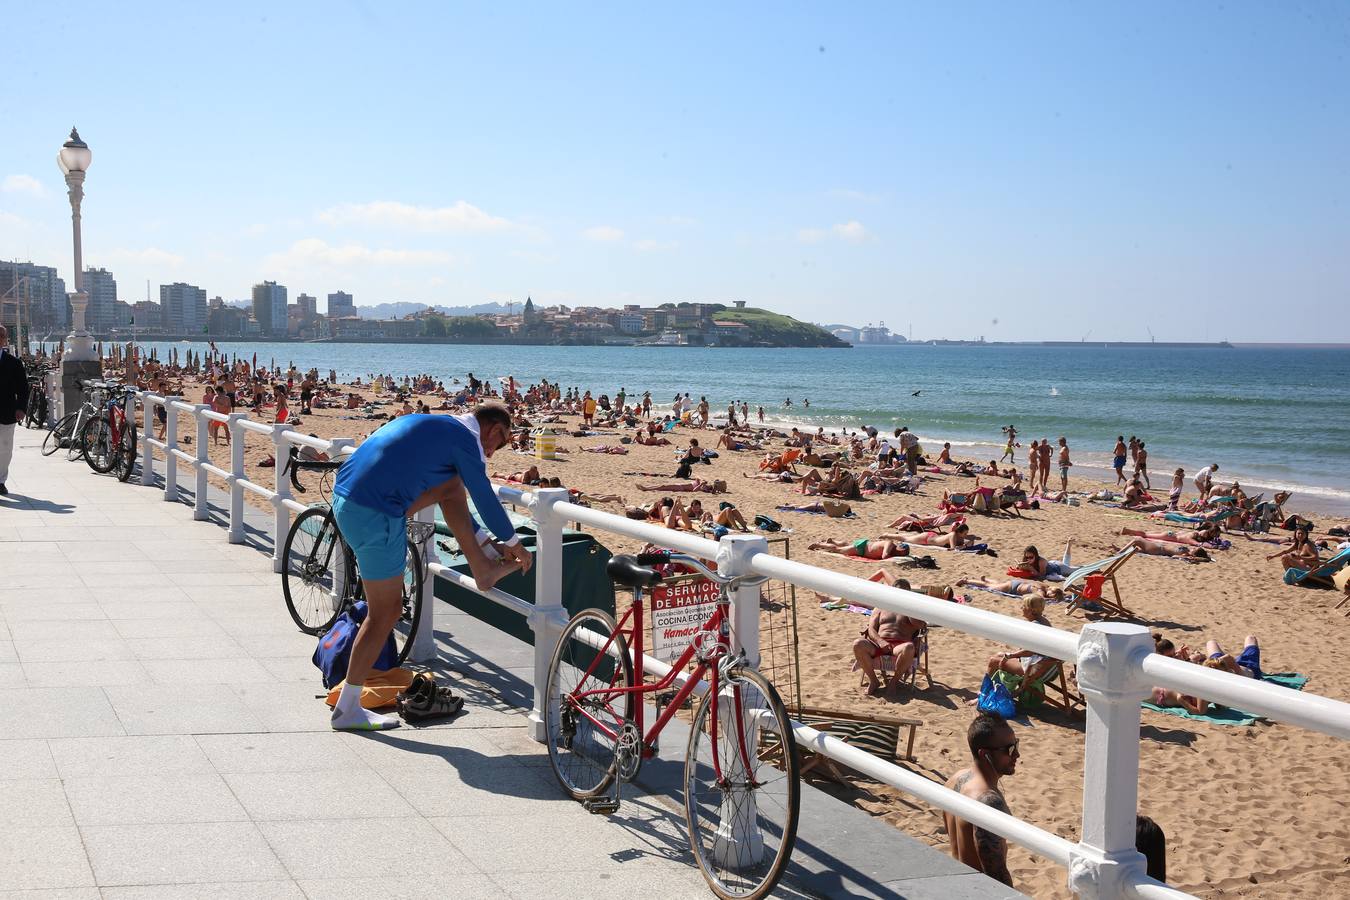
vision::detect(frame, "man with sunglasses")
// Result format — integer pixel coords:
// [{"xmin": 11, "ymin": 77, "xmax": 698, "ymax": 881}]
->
[
  {"xmin": 943, "ymin": 712, "xmax": 1019, "ymax": 886},
  {"xmin": 327, "ymin": 403, "xmax": 531, "ymax": 731}
]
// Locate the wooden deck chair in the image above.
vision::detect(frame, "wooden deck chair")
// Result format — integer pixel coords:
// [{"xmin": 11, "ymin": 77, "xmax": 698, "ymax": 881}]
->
[
  {"xmin": 851, "ymin": 626, "xmax": 932, "ymax": 690},
  {"xmin": 1284, "ymin": 547, "xmax": 1350, "ymax": 589},
  {"xmin": 1064, "ymin": 546, "xmax": 1138, "ymax": 618},
  {"xmin": 768, "ymin": 706, "xmax": 922, "ymax": 783}
]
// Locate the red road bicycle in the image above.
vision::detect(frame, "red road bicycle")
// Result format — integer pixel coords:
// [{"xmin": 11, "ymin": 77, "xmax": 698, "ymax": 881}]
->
[{"xmin": 545, "ymin": 550, "xmax": 800, "ymax": 899}]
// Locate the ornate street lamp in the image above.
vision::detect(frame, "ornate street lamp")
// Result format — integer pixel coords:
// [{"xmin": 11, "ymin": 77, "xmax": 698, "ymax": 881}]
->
[{"xmin": 56, "ymin": 127, "xmax": 101, "ymax": 412}]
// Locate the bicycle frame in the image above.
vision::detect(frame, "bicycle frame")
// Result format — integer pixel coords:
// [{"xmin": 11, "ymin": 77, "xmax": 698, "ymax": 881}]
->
[{"xmin": 565, "ymin": 587, "xmax": 756, "ymax": 783}]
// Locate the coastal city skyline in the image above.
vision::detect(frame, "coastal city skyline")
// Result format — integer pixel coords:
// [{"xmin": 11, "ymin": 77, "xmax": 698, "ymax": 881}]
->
[{"xmin": 2, "ymin": 4, "xmax": 1347, "ymax": 343}]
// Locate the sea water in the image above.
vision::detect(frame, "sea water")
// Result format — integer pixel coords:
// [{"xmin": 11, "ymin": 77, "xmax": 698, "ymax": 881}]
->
[{"xmin": 113, "ymin": 341, "xmax": 1350, "ymax": 512}]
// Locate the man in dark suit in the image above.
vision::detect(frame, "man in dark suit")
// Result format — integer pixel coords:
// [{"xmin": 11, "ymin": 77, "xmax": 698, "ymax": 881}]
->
[{"xmin": 0, "ymin": 325, "xmax": 27, "ymax": 495}]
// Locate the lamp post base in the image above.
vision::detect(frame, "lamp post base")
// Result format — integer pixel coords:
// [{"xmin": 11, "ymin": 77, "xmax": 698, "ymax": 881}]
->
[{"xmin": 61, "ymin": 356, "xmax": 101, "ymax": 422}]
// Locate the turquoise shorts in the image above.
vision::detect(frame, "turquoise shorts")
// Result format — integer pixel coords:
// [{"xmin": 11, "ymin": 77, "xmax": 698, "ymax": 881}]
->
[{"xmin": 332, "ymin": 494, "xmax": 406, "ymax": 581}]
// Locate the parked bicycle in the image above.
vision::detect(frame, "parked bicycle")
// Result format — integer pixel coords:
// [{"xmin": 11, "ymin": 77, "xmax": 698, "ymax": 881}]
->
[
  {"xmin": 279, "ymin": 446, "xmax": 426, "ymax": 664},
  {"xmin": 22, "ymin": 363, "xmax": 53, "ymax": 429},
  {"xmin": 41, "ymin": 379, "xmax": 110, "ymax": 462},
  {"xmin": 80, "ymin": 382, "xmax": 138, "ymax": 482},
  {"xmin": 545, "ymin": 549, "xmax": 800, "ymax": 900}
]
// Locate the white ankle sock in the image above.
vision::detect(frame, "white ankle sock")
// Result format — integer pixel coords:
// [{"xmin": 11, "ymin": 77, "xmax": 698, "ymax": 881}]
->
[{"xmin": 331, "ymin": 682, "xmax": 400, "ymax": 731}]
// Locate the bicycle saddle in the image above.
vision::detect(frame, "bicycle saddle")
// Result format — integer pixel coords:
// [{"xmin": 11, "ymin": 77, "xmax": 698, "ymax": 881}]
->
[{"xmin": 606, "ymin": 554, "xmax": 663, "ymax": 588}]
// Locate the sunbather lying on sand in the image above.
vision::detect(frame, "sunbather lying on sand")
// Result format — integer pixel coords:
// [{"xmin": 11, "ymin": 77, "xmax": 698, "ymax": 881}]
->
[
  {"xmin": 798, "ymin": 464, "xmax": 860, "ymax": 498},
  {"xmin": 955, "ymin": 576, "xmax": 1065, "ymax": 601},
  {"xmin": 888, "ymin": 511, "xmax": 966, "ymax": 531},
  {"xmin": 1117, "ymin": 538, "xmax": 1211, "ymax": 562},
  {"xmin": 1147, "ymin": 640, "xmax": 1210, "ymax": 714},
  {"xmin": 715, "ymin": 432, "xmax": 763, "ymax": 451},
  {"xmin": 1119, "ymin": 524, "xmax": 1222, "ymax": 546},
  {"xmin": 494, "ymin": 465, "xmax": 541, "ymax": 486},
  {"xmin": 779, "ymin": 499, "xmax": 853, "ymax": 517},
  {"xmin": 809, "ymin": 538, "xmax": 910, "ymax": 560},
  {"xmin": 636, "ymin": 478, "xmax": 728, "ymax": 494},
  {"xmin": 1201, "ymin": 636, "xmax": 1265, "ymax": 680},
  {"xmin": 899, "ymin": 522, "xmax": 977, "ymax": 550}
]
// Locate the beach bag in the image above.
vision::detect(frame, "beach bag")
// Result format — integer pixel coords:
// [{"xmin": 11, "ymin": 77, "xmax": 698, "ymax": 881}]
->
[
  {"xmin": 753, "ymin": 514, "xmax": 782, "ymax": 533},
  {"xmin": 993, "ymin": 670, "xmax": 1044, "ymax": 709},
  {"xmin": 976, "ymin": 674, "xmax": 1017, "ymax": 719},
  {"xmin": 313, "ymin": 601, "xmax": 400, "ymax": 690}
]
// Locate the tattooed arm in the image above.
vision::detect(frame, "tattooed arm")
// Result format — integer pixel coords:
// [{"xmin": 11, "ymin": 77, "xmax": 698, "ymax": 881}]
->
[{"xmin": 973, "ymin": 790, "xmax": 1013, "ymax": 886}]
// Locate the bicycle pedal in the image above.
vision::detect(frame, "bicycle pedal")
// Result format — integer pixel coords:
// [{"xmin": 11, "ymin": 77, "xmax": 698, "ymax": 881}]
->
[{"xmin": 582, "ymin": 798, "xmax": 621, "ymax": 815}]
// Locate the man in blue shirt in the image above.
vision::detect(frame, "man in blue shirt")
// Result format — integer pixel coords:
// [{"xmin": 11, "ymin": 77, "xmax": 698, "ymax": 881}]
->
[{"xmin": 330, "ymin": 403, "xmax": 530, "ymax": 730}]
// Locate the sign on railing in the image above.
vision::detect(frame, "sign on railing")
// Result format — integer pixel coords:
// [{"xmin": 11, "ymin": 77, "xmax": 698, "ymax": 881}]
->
[{"xmin": 649, "ymin": 574, "xmax": 720, "ymax": 662}]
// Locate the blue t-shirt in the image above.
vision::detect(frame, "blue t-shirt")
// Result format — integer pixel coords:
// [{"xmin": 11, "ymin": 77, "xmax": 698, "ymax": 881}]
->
[{"xmin": 334, "ymin": 414, "xmax": 517, "ymax": 543}]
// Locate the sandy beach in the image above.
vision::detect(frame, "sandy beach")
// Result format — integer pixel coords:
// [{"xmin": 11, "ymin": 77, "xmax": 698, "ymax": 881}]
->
[{"xmin": 160, "ymin": 379, "xmax": 1350, "ymax": 900}]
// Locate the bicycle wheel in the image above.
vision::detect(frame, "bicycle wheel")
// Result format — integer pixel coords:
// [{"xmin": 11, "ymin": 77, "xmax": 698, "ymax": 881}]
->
[
  {"xmin": 545, "ymin": 609, "xmax": 634, "ymax": 800},
  {"xmin": 390, "ymin": 539, "xmax": 424, "ymax": 664},
  {"xmin": 82, "ymin": 415, "xmax": 116, "ymax": 473},
  {"xmin": 67, "ymin": 414, "xmax": 90, "ymax": 462},
  {"xmin": 685, "ymin": 665, "xmax": 800, "ymax": 900},
  {"xmin": 42, "ymin": 413, "xmax": 77, "ymax": 456},
  {"xmin": 281, "ymin": 507, "xmax": 346, "ymax": 634},
  {"xmin": 114, "ymin": 425, "xmax": 138, "ymax": 482}
]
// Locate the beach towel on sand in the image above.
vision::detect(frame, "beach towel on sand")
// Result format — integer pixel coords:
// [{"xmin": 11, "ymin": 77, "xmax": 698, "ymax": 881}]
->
[{"xmin": 1141, "ymin": 673, "xmax": 1309, "ymax": 726}]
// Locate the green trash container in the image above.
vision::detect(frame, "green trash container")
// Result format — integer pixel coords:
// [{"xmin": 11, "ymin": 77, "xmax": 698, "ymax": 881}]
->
[{"xmin": 431, "ymin": 523, "xmax": 615, "ymax": 645}]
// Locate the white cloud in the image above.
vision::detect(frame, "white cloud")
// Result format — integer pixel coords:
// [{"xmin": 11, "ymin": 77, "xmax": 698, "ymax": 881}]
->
[
  {"xmin": 99, "ymin": 247, "xmax": 185, "ymax": 267},
  {"xmin": 796, "ymin": 228, "xmax": 827, "ymax": 244},
  {"xmin": 2, "ymin": 174, "xmax": 44, "ymax": 197},
  {"xmin": 267, "ymin": 238, "xmax": 452, "ymax": 268},
  {"xmin": 633, "ymin": 239, "xmax": 677, "ymax": 252},
  {"xmin": 0, "ymin": 211, "xmax": 26, "ymax": 228},
  {"xmin": 317, "ymin": 200, "xmax": 511, "ymax": 233},
  {"xmin": 583, "ymin": 225, "xmax": 625, "ymax": 242},
  {"xmin": 833, "ymin": 220, "xmax": 870, "ymax": 242}
]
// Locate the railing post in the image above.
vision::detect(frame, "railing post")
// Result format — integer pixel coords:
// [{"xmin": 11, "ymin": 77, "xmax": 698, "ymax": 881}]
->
[
  {"xmin": 270, "ymin": 424, "xmax": 294, "ymax": 572},
  {"xmin": 45, "ymin": 370, "xmax": 62, "ymax": 424},
  {"xmin": 192, "ymin": 404, "xmax": 211, "ymax": 520},
  {"xmin": 139, "ymin": 392, "xmax": 157, "ymax": 486},
  {"xmin": 226, "ymin": 413, "xmax": 247, "ymax": 544},
  {"xmin": 716, "ymin": 533, "xmax": 768, "ymax": 668},
  {"xmin": 1070, "ymin": 622, "xmax": 1154, "ymax": 899},
  {"xmin": 410, "ymin": 505, "xmax": 439, "ymax": 664},
  {"xmin": 161, "ymin": 396, "xmax": 183, "ymax": 502},
  {"xmin": 527, "ymin": 487, "xmax": 569, "ymax": 742}
]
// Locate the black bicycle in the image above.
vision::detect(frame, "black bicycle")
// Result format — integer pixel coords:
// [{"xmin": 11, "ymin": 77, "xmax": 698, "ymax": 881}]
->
[
  {"xmin": 22, "ymin": 365, "xmax": 52, "ymax": 429},
  {"xmin": 279, "ymin": 447, "xmax": 427, "ymax": 664}
]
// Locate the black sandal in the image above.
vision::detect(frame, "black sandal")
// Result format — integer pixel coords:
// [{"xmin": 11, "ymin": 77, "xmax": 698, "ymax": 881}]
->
[{"xmin": 396, "ymin": 672, "xmax": 465, "ymax": 723}]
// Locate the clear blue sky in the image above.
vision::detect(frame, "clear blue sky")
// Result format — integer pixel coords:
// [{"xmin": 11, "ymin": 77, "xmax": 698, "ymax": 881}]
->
[{"xmin": 2, "ymin": 2, "xmax": 1347, "ymax": 341}]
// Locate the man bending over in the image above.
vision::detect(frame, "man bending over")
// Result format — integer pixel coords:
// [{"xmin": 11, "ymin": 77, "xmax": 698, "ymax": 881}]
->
[
  {"xmin": 943, "ymin": 712, "xmax": 1018, "ymax": 886},
  {"xmin": 329, "ymin": 404, "xmax": 531, "ymax": 730}
]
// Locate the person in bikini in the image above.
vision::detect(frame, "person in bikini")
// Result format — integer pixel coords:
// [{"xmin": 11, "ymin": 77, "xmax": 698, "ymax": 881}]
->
[
  {"xmin": 955, "ymin": 575, "xmax": 1065, "ymax": 601},
  {"xmin": 1119, "ymin": 523, "xmax": 1222, "ymax": 546},
  {"xmin": 1117, "ymin": 537, "xmax": 1211, "ymax": 561},
  {"xmin": 897, "ymin": 522, "xmax": 977, "ymax": 550},
  {"xmin": 886, "ymin": 510, "xmax": 965, "ymax": 531},
  {"xmin": 852, "ymin": 578, "xmax": 926, "ymax": 698},
  {"xmin": 635, "ymin": 478, "xmax": 727, "ymax": 494},
  {"xmin": 1038, "ymin": 439, "xmax": 1052, "ymax": 493},
  {"xmin": 809, "ymin": 537, "xmax": 910, "ymax": 560}
]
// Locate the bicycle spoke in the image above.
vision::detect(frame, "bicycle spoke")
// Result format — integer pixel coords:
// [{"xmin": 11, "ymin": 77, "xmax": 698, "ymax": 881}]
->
[
  {"xmin": 685, "ymin": 667, "xmax": 799, "ymax": 899},
  {"xmin": 546, "ymin": 610, "xmax": 632, "ymax": 799}
]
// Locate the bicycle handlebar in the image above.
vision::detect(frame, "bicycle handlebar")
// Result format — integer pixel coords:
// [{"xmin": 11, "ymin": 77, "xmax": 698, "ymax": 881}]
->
[
  {"xmin": 282, "ymin": 446, "xmax": 342, "ymax": 494},
  {"xmin": 638, "ymin": 550, "xmax": 768, "ymax": 589}
]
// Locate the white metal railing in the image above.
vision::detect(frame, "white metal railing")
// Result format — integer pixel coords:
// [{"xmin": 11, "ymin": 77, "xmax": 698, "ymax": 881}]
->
[{"xmin": 99, "ymin": 389, "xmax": 1349, "ymax": 899}]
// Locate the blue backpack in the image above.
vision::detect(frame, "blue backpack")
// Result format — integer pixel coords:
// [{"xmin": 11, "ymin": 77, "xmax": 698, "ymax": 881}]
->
[{"xmin": 313, "ymin": 601, "xmax": 400, "ymax": 689}]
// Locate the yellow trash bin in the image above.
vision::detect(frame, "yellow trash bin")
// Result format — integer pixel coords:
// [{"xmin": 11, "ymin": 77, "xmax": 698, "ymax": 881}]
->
[{"xmin": 535, "ymin": 433, "xmax": 557, "ymax": 460}]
